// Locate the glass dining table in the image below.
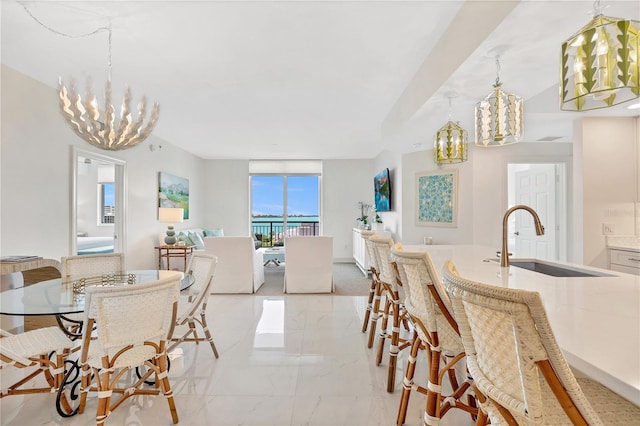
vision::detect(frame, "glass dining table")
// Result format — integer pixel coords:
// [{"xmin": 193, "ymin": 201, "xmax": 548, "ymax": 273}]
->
[
  {"xmin": 0, "ymin": 269, "xmax": 193, "ymax": 417},
  {"xmin": 0, "ymin": 269, "xmax": 193, "ymax": 317}
]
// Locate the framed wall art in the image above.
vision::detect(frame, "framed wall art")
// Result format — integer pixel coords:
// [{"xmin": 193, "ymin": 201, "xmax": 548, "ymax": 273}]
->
[
  {"xmin": 158, "ymin": 172, "xmax": 190, "ymax": 219},
  {"xmin": 415, "ymin": 169, "xmax": 458, "ymax": 227}
]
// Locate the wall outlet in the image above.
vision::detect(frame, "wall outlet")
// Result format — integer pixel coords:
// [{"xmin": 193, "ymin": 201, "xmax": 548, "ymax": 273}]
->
[{"xmin": 602, "ymin": 223, "xmax": 615, "ymax": 235}]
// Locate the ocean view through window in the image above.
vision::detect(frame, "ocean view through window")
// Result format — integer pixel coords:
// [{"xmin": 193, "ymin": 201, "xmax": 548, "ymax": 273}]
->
[{"xmin": 251, "ymin": 175, "xmax": 320, "ymax": 247}]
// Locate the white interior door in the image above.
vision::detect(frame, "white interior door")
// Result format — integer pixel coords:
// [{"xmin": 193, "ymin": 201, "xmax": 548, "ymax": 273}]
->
[{"xmin": 513, "ymin": 164, "xmax": 556, "ymax": 260}]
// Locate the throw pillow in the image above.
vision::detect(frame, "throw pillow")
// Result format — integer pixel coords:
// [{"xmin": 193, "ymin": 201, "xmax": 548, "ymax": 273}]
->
[
  {"xmin": 190, "ymin": 231, "xmax": 205, "ymax": 250},
  {"xmin": 177, "ymin": 232, "xmax": 194, "ymax": 246},
  {"xmin": 203, "ymin": 228, "xmax": 224, "ymax": 237}
]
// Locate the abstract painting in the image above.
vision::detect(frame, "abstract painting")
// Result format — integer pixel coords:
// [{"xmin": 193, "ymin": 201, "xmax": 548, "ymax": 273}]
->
[
  {"xmin": 415, "ymin": 169, "xmax": 458, "ymax": 227},
  {"xmin": 158, "ymin": 172, "xmax": 189, "ymax": 219}
]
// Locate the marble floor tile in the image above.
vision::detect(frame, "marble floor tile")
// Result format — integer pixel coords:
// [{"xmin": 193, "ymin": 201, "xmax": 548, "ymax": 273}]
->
[{"xmin": 1, "ymin": 293, "xmax": 479, "ymax": 426}]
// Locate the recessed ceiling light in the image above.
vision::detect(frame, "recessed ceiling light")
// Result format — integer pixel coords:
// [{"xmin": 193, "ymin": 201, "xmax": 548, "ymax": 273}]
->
[{"xmin": 627, "ymin": 102, "xmax": 640, "ymax": 110}]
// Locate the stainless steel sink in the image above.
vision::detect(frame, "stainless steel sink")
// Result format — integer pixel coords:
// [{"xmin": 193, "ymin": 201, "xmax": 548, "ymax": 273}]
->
[{"xmin": 509, "ymin": 260, "xmax": 613, "ymax": 277}]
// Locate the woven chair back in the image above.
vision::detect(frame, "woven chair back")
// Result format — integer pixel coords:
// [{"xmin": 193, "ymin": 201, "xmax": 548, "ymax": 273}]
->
[
  {"xmin": 61, "ymin": 253, "xmax": 125, "ymax": 278},
  {"xmin": 369, "ymin": 236, "xmax": 397, "ymax": 289},
  {"xmin": 442, "ymin": 260, "xmax": 602, "ymax": 425},
  {"xmin": 84, "ymin": 275, "xmax": 180, "ymax": 354},
  {"xmin": 363, "ymin": 234, "xmax": 380, "ymax": 272},
  {"xmin": 391, "ymin": 248, "xmax": 461, "ymax": 352},
  {"xmin": 177, "ymin": 253, "xmax": 218, "ymax": 324}
]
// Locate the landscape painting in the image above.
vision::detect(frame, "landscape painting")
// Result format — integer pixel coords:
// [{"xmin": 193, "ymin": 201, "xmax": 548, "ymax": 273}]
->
[
  {"xmin": 158, "ymin": 172, "xmax": 189, "ymax": 219},
  {"xmin": 415, "ymin": 169, "xmax": 458, "ymax": 227}
]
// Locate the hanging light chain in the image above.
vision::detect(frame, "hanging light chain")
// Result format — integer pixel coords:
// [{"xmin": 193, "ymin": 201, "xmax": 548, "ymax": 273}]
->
[
  {"xmin": 107, "ymin": 21, "xmax": 113, "ymax": 83},
  {"xmin": 494, "ymin": 56, "xmax": 501, "ymax": 87}
]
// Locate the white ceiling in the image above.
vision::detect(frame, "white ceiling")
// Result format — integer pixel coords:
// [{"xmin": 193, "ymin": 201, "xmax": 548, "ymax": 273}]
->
[{"xmin": 2, "ymin": 0, "xmax": 639, "ymax": 160}]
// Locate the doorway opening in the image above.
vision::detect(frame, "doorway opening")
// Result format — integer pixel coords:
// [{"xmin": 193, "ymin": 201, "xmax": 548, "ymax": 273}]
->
[{"xmin": 507, "ymin": 162, "xmax": 567, "ymax": 262}]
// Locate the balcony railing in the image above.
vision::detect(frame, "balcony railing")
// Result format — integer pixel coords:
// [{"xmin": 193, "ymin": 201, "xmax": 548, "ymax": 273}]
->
[{"xmin": 252, "ymin": 219, "xmax": 319, "ymax": 247}]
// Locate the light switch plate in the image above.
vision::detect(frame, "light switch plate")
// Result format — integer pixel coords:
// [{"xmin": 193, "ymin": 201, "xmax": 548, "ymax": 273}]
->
[{"xmin": 602, "ymin": 223, "xmax": 615, "ymax": 235}]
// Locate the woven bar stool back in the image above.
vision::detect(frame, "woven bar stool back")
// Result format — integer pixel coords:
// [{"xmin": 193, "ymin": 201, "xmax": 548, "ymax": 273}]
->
[
  {"xmin": 442, "ymin": 260, "xmax": 604, "ymax": 426},
  {"xmin": 391, "ymin": 247, "xmax": 476, "ymax": 426},
  {"xmin": 362, "ymin": 234, "xmax": 383, "ymax": 345},
  {"xmin": 370, "ymin": 235, "xmax": 410, "ymax": 393}
]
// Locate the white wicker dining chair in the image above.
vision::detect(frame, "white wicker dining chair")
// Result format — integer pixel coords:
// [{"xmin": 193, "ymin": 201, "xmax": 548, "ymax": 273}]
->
[
  {"xmin": 59, "ymin": 253, "xmax": 125, "ymax": 337},
  {"xmin": 391, "ymin": 248, "xmax": 477, "ymax": 426},
  {"xmin": 168, "ymin": 253, "xmax": 219, "ymax": 358},
  {"xmin": 442, "ymin": 260, "xmax": 605, "ymax": 426},
  {"xmin": 76, "ymin": 274, "xmax": 181, "ymax": 426},
  {"xmin": 363, "ymin": 233, "xmax": 382, "ymax": 346},
  {"xmin": 0, "ymin": 326, "xmax": 75, "ymax": 404},
  {"xmin": 370, "ymin": 235, "xmax": 411, "ymax": 393}
]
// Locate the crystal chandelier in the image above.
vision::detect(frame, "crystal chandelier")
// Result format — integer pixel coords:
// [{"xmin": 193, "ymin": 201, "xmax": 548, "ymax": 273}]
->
[
  {"xmin": 434, "ymin": 98, "xmax": 468, "ymax": 164},
  {"xmin": 560, "ymin": 2, "xmax": 639, "ymax": 111},
  {"xmin": 474, "ymin": 57, "xmax": 523, "ymax": 147},
  {"xmin": 58, "ymin": 25, "xmax": 160, "ymax": 151}
]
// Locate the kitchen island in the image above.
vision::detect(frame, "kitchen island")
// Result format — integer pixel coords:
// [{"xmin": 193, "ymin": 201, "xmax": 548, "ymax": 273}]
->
[{"xmin": 402, "ymin": 244, "xmax": 640, "ymax": 407}]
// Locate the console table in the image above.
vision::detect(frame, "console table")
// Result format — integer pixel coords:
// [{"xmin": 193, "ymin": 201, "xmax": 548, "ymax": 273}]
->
[
  {"xmin": 155, "ymin": 245, "xmax": 194, "ymax": 272},
  {"xmin": 352, "ymin": 228, "xmax": 390, "ymax": 276}
]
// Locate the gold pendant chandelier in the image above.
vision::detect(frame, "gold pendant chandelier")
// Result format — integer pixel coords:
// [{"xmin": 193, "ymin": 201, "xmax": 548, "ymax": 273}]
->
[
  {"xmin": 560, "ymin": 2, "xmax": 639, "ymax": 111},
  {"xmin": 58, "ymin": 25, "xmax": 160, "ymax": 151},
  {"xmin": 434, "ymin": 97, "xmax": 468, "ymax": 164},
  {"xmin": 474, "ymin": 57, "xmax": 523, "ymax": 147}
]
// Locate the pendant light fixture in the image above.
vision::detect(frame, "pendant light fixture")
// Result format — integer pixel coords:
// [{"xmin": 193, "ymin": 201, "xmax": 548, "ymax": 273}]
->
[
  {"xmin": 434, "ymin": 97, "xmax": 468, "ymax": 164},
  {"xmin": 58, "ymin": 23, "xmax": 160, "ymax": 151},
  {"xmin": 474, "ymin": 57, "xmax": 524, "ymax": 147},
  {"xmin": 560, "ymin": 1, "xmax": 639, "ymax": 111}
]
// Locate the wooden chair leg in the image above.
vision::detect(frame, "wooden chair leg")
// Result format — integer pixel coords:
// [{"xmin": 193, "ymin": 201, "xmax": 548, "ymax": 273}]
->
[
  {"xmin": 362, "ymin": 276, "xmax": 377, "ymax": 333},
  {"xmin": 376, "ymin": 297, "xmax": 391, "ymax": 366},
  {"xmin": 424, "ymin": 348, "xmax": 442, "ymax": 426},
  {"xmin": 368, "ymin": 280, "xmax": 382, "ymax": 348},
  {"xmin": 200, "ymin": 308, "xmax": 219, "ymax": 358},
  {"xmin": 95, "ymin": 369, "xmax": 112, "ymax": 426},
  {"xmin": 397, "ymin": 333, "xmax": 421, "ymax": 426},
  {"xmin": 156, "ymin": 353, "xmax": 179, "ymax": 424},
  {"xmin": 387, "ymin": 300, "xmax": 401, "ymax": 392}
]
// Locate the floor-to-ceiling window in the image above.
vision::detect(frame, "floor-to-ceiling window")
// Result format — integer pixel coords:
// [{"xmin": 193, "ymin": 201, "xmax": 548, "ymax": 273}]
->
[
  {"xmin": 249, "ymin": 160, "xmax": 322, "ymax": 247},
  {"xmin": 251, "ymin": 174, "xmax": 320, "ymax": 246}
]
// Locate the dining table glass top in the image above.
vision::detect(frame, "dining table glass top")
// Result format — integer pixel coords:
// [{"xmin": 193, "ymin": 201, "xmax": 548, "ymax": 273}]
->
[{"xmin": 0, "ymin": 270, "xmax": 193, "ymax": 316}]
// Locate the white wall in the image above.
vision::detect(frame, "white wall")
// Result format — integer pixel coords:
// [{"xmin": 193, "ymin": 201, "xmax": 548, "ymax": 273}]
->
[
  {"xmin": 203, "ymin": 160, "xmax": 251, "ymax": 236},
  {"xmin": 373, "ymin": 150, "xmax": 402, "ymax": 240},
  {"xmin": 400, "ymin": 147, "xmax": 475, "ymax": 245},
  {"xmin": 397, "ymin": 142, "xmax": 573, "ymax": 251},
  {"xmin": 322, "ymin": 159, "xmax": 373, "ymax": 261},
  {"xmin": 1, "ymin": 65, "xmax": 205, "ymax": 269},
  {"xmin": 201, "ymin": 159, "xmax": 373, "ymax": 262},
  {"xmin": 574, "ymin": 117, "xmax": 639, "ymax": 268}
]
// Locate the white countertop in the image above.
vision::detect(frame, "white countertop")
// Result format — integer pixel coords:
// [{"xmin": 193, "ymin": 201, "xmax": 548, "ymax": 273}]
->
[
  {"xmin": 607, "ymin": 236, "xmax": 640, "ymax": 252},
  {"xmin": 402, "ymin": 244, "xmax": 640, "ymax": 406}
]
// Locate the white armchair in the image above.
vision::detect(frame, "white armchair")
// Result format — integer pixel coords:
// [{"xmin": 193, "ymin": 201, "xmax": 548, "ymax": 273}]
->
[
  {"xmin": 204, "ymin": 236, "xmax": 264, "ymax": 293},
  {"xmin": 284, "ymin": 236, "xmax": 333, "ymax": 293}
]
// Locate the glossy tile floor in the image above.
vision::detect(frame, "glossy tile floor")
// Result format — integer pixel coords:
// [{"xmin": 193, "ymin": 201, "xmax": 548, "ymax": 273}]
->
[{"xmin": 1, "ymin": 294, "xmax": 476, "ymax": 426}]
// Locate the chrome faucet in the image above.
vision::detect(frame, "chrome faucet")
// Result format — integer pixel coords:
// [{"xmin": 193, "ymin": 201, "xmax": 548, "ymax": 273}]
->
[{"xmin": 501, "ymin": 205, "xmax": 545, "ymax": 267}]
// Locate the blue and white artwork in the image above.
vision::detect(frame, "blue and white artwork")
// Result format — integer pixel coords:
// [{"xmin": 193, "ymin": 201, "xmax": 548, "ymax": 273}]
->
[{"xmin": 416, "ymin": 169, "xmax": 457, "ymax": 227}]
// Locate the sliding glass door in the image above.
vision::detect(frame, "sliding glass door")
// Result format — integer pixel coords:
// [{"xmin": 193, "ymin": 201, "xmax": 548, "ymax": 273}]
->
[{"xmin": 251, "ymin": 175, "xmax": 320, "ymax": 247}]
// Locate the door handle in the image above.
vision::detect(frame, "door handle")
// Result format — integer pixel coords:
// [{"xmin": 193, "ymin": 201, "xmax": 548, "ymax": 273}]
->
[{"xmin": 514, "ymin": 231, "xmax": 520, "ymax": 236}]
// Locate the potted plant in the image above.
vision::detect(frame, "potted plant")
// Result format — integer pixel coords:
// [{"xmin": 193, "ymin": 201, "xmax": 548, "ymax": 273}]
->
[
  {"xmin": 357, "ymin": 201, "xmax": 371, "ymax": 229},
  {"xmin": 372, "ymin": 212, "xmax": 383, "ymax": 230}
]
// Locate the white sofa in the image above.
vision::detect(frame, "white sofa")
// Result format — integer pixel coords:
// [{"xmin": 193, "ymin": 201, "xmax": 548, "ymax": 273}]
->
[
  {"xmin": 204, "ymin": 236, "xmax": 264, "ymax": 293},
  {"xmin": 283, "ymin": 236, "xmax": 333, "ymax": 293}
]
